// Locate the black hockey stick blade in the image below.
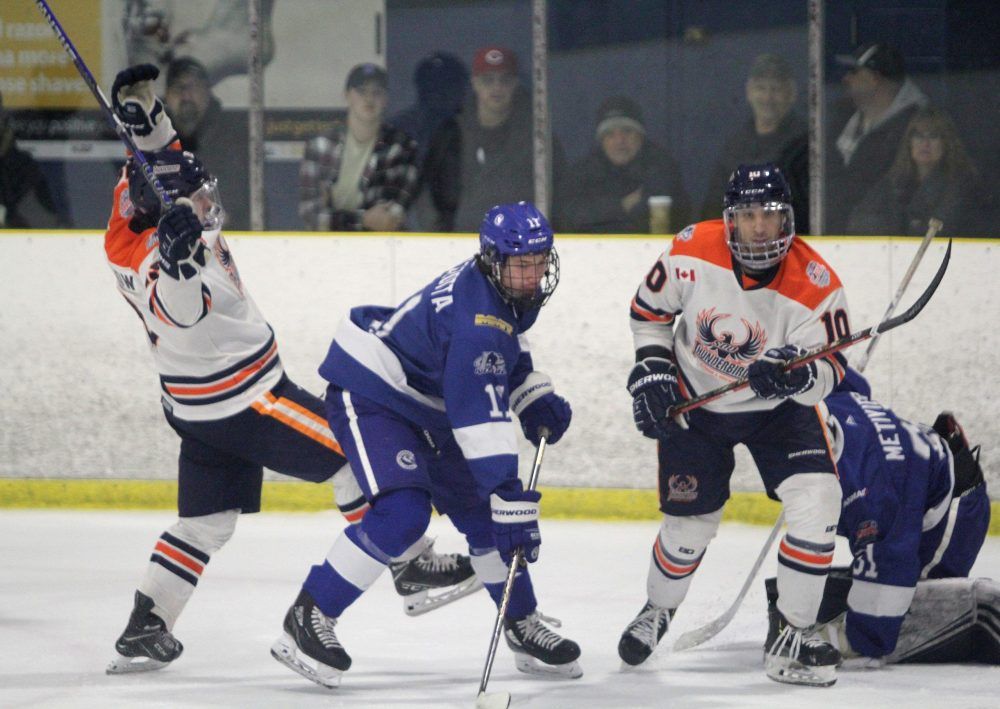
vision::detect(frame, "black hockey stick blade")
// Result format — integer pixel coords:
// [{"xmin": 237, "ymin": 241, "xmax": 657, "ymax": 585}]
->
[{"xmin": 667, "ymin": 238, "xmax": 952, "ymax": 418}]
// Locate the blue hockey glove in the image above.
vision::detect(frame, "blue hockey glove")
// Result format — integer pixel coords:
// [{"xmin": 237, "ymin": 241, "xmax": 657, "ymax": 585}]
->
[
  {"xmin": 490, "ymin": 483, "xmax": 542, "ymax": 564},
  {"xmin": 111, "ymin": 64, "xmax": 175, "ymax": 151},
  {"xmin": 627, "ymin": 357, "xmax": 688, "ymax": 440},
  {"xmin": 517, "ymin": 393, "xmax": 572, "ymax": 446},
  {"xmin": 157, "ymin": 201, "xmax": 206, "ymax": 280},
  {"xmin": 747, "ymin": 345, "xmax": 817, "ymax": 400}
]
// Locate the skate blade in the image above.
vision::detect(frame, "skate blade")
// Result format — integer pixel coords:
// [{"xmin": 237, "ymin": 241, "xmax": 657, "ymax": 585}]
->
[
  {"xmin": 764, "ymin": 656, "xmax": 837, "ymax": 687},
  {"xmin": 512, "ymin": 652, "xmax": 583, "ymax": 679},
  {"xmin": 475, "ymin": 689, "xmax": 512, "ymax": 709},
  {"xmin": 403, "ymin": 576, "xmax": 484, "ymax": 616},
  {"xmin": 106, "ymin": 653, "xmax": 171, "ymax": 675},
  {"xmin": 270, "ymin": 634, "xmax": 343, "ymax": 689}
]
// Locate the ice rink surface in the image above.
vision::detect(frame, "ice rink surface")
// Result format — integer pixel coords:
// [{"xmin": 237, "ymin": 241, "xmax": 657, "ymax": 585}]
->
[{"xmin": 1, "ymin": 510, "xmax": 997, "ymax": 709}]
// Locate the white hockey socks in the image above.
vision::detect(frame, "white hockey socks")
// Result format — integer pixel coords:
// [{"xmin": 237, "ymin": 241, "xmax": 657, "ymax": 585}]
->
[
  {"xmin": 775, "ymin": 474, "xmax": 840, "ymax": 628},
  {"xmin": 138, "ymin": 509, "xmax": 238, "ymax": 629},
  {"xmin": 646, "ymin": 509, "xmax": 722, "ymax": 609}
]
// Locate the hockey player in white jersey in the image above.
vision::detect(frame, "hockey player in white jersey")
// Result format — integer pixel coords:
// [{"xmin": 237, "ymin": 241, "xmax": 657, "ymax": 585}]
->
[
  {"xmin": 103, "ymin": 65, "xmax": 479, "ymax": 675},
  {"xmin": 621, "ymin": 164, "xmax": 849, "ymax": 686}
]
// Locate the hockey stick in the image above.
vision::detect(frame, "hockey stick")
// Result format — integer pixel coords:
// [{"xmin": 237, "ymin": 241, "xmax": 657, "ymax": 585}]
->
[
  {"xmin": 34, "ymin": 0, "xmax": 171, "ymax": 208},
  {"xmin": 672, "ymin": 236, "xmax": 950, "ymax": 651},
  {"xmin": 666, "ymin": 238, "xmax": 952, "ymax": 420},
  {"xmin": 853, "ymin": 218, "xmax": 943, "ymax": 372},
  {"xmin": 475, "ymin": 433, "xmax": 549, "ymax": 709}
]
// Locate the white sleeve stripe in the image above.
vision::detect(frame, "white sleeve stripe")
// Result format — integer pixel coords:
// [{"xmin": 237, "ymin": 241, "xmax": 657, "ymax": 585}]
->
[
  {"xmin": 453, "ymin": 421, "xmax": 518, "ymax": 460},
  {"xmin": 848, "ymin": 578, "xmax": 916, "ymax": 617}
]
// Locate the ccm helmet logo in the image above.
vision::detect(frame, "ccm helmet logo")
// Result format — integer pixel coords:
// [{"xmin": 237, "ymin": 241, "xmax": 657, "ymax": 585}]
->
[{"xmin": 527, "ymin": 236, "xmax": 547, "ymax": 244}]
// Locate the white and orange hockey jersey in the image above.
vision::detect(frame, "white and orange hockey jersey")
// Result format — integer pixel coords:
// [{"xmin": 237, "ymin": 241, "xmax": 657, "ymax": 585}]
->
[
  {"xmin": 104, "ymin": 174, "xmax": 283, "ymax": 421},
  {"xmin": 630, "ymin": 220, "xmax": 848, "ymax": 414}
]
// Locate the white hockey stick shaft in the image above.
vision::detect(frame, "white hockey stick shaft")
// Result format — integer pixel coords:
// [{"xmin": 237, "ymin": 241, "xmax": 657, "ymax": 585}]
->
[
  {"xmin": 475, "ymin": 433, "xmax": 549, "ymax": 709},
  {"xmin": 673, "ymin": 227, "xmax": 946, "ymax": 651},
  {"xmin": 854, "ymin": 218, "xmax": 943, "ymax": 372}
]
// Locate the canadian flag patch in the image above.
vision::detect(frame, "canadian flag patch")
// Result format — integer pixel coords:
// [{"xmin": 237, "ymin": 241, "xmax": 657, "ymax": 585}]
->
[{"xmin": 675, "ymin": 267, "xmax": 695, "ymax": 281}]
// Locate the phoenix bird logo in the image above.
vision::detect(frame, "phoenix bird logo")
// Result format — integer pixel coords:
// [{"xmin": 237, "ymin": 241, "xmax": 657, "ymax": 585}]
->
[{"xmin": 696, "ymin": 308, "xmax": 766, "ymax": 363}]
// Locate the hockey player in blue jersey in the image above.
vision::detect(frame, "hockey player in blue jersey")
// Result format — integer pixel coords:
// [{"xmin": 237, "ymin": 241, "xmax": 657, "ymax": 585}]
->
[
  {"xmin": 270, "ymin": 202, "xmax": 581, "ymax": 688},
  {"xmin": 765, "ymin": 368, "xmax": 995, "ymax": 665}
]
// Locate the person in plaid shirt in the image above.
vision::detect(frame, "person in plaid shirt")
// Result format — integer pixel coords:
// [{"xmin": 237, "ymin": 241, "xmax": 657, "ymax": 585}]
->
[{"xmin": 299, "ymin": 63, "xmax": 420, "ymax": 231}]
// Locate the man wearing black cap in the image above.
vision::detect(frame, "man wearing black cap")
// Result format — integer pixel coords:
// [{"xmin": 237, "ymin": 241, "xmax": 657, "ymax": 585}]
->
[
  {"xmin": 299, "ymin": 63, "xmax": 419, "ymax": 231},
  {"xmin": 165, "ymin": 56, "xmax": 251, "ymax": 229},
  {"xmin": 827, "ymin": 42, "xmax": 927, "ymax": 234},
  {"xmin": 562, "ymin": 95, "xmax": 690, "ymax": 234}
]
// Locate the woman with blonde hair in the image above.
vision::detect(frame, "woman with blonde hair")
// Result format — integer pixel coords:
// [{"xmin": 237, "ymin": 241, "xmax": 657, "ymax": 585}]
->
[{"xmin": 846, "ymin": 106, "xmax": 991, "ymax": 236}]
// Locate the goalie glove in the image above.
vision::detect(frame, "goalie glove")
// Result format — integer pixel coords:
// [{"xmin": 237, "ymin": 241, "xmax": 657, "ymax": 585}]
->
[
  {"xmin": 157, "ymin": 200, "xmax": 207, "ymax": 280},
  {"xmin": 747, "ymin": 345, "xmax": 817, "ymax": 400},
  {"xmin": 111, "ymin": 64, "xmax": 176, "ymax": 151}
]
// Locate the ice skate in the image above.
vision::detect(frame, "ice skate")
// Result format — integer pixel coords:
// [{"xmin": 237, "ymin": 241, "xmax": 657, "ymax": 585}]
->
[
  {"xmin": 503, "ymin": 611, "xmax": 582, "ymax": 679},
  {"xmin": 106, "ymin": 591, "xmax": 183, "ymax": 674},
  {"xmin": 389, "ymin": 541, "xmax": 482, "ymax": 616},
  {"xmin": 764, "ymin": 609, "xmax": 840, "ymax": 687},
  {"xmin": 618, "ymin": 601, "xmax": 674, "ymax": 666},
  {"xmin": 271, "ymin": 589, "xmax": 351, "ymax": 689}
]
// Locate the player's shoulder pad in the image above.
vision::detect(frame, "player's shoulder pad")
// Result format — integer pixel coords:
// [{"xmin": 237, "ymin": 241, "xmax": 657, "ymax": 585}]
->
[
  {"xmin": 669, "ymin": 219, "xmax": 731, "ymax": 268},
  {"xmin": 774, "ymin": 237, "xmax": 844, "ymax": 307}
]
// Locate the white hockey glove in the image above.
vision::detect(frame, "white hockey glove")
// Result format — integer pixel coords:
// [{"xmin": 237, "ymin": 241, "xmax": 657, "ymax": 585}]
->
[{"xmin": 111, "ymin": 64, "xmax": 176, "ymax": 152}]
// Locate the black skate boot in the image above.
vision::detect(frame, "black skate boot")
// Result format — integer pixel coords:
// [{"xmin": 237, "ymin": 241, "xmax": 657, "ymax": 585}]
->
[
  {"xmin": 106, "ymin": 591, "xmax": 183, "ymax": 674},
  {"xmin": 271, "ymin": 589, "xmax": 351, "ymax": 689},
  {"xmin": 764, "ymin": 608, "xmax": 841, "ymax": 687},
  {"xmin": 618, "ymin": 601, "xmax": 674, "ymax": 666},
  {"xmin": 503, "ymin": 611, "xmax": 583, "ymax": 678},
  {"xmin": 388, "ymin": 541, "xmax": 482, "ymax": 616}
]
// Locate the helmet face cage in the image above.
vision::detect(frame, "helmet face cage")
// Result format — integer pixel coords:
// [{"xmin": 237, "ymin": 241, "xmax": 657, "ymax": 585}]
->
[
  {"xmin": 724, "ymin": 202, "xmax": 795, "ymax": 270},
  {"xmin": 479, "ymin": 201, "xmax": 560, "ymax": 310},
  {"xmin": 722, "ymin": 163, "xmax": 795, "ymax": 270},
  {"xmin": 188, "ymin": 177, "xmax": 225, "ymax": 230}
]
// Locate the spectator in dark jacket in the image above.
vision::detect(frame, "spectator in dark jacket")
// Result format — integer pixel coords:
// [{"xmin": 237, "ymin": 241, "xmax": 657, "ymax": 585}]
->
[
  {"xmin": 847, "ymin": 106, "xmax": 994, "ymax": 237},
  {"xmin": 165, "ymin": 57, "xmax": 251, "ymax": 229},
  {"xmin": 562, "ymin": 96, "xmax": 690, "ymax": 234},
  {"xmin": 828, "ymin": 43, "xmax": 927, "ymax": 234},
  {"xmin": 700, "ymin": 54, "xmax": 809, "ymax": 232},
  {"xmin": 299, "ymin": 63, "xmax": 420, "ymax": 232}
]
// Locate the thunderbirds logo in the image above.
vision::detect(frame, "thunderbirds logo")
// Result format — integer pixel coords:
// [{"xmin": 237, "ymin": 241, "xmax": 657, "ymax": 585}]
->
[
  {"xmin": 213, "ymin": 235, "xmax": 243, "ymax": 295},
  {"xmin": 666, "ymin": 474, "xmax": 698, "ymax": 502},
  {"xmin": 692, "ymin": 307, "xmax": 767, "ymax": 380}
]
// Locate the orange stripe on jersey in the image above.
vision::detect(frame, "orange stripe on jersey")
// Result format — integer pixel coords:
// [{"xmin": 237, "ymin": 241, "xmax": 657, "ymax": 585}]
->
[
  {"xmin": 630, "ymin": 296, "xmax": 675, "ymax": 323},
  {"xmin": 765, "ymin": 239, "xmax": 844, "ymax": 310},
  {"xmin": 154, "ymin": 541, "xmax": 205, "ymax": 574},
  {"xmin": 668, "ymin": 220, "xmax": 733, "ymax": 269},
  {"xmin": 105, "ymin": 177, "xmax": 157, "ymax": 273},
  {"xmin": 778, "ymin": 539, "xmax": 833, "ymax": 566},
  {"xmin": 166, "ymin": 342, "xmax": 278, "ymax": 396}
]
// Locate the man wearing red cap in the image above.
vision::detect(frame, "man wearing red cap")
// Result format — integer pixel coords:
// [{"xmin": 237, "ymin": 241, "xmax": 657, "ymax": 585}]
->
[{"xmin": 425, "ymin": 46, "xmax": 564, "ymax": 232}]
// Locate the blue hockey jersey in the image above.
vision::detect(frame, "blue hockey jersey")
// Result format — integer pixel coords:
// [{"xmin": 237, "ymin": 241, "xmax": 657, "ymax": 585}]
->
[
  {"xmin": 824, "ymin": 389, "xmax": 955, "ymax": 658},
  {"xmin": 319, "ymin": 257, "xmax": 538, "ymax": 498}
]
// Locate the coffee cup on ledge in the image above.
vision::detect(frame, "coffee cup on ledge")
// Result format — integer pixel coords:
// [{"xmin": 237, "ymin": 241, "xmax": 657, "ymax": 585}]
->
[{"xmin": 648, "ymin": 195, "xmax": 673, "ymax": 234}]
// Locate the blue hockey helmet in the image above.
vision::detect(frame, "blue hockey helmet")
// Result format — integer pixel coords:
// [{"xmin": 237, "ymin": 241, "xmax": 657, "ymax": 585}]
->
[
  {"xmin": 723, "ymin": 163, "xmax": 795, "ymax": 270},
  {"xmin": 127, "ymin": 149, "xmax": 225, "ymax": 230},
  {"xmin": 478, "ymin": 201, "xmax": 560, "ymax": 310}
]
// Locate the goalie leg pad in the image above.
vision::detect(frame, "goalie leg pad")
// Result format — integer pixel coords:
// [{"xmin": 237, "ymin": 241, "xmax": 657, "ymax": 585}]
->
[{"xmin": 646, "ymin": 509, "xmax": 722, "ymax": 609}]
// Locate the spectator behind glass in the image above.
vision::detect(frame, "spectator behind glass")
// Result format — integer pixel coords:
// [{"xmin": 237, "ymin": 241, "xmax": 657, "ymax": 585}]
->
[
  {"xmin": 391, "ymin": 52, "xmax": 469, "ymax": 232},
  {"xmin": 165, "ymin": 57, "xmax": 250, "ymax": 229},
  {"xmin": 0, "ymin": 90, "xmax": 69, "ymax": 229},
  {"xmin": 700, "ymin": 54, "xmax": 810, "ymax": 233},
  {"xmin": 846, "ymin": 107, "xmax": 994, "ymax": 237},
  {"xmin": 430, "ymin": 45, "xmax": 564, "ymax": 232},
  {"xmin": 299, "ymin": 63, "xmax": 419, "ymax": 232},
  {"xmin": 828, "ymin": 43, "xmax": 927, "ymax": 234},
  {"xmin": 562, "ymin": 95, "xmax": 690, "ymax": 234}
]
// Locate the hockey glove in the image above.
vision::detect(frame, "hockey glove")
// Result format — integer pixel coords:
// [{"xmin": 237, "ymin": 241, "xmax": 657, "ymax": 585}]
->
[
  {"xmin": 510, "ymin": 371, "xmax": 572, "ymax": 445},
  {"xmin": 747, "ymin": 345, "xmax": 817, "ymax": 400},
  {"xmin": 157, "ymin": 201, "xmax": 207, "ymax": 280},
  {"xmin": 111, "ymin": 64, "xmax": 176, "ymax": 151},
  {"xmin": 490, "ymin": 482, "xmax": 541, "ymax": 564},
  {"xmin": 627, "ymin": 357, "xmax": 688, "ymax": 440}
]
